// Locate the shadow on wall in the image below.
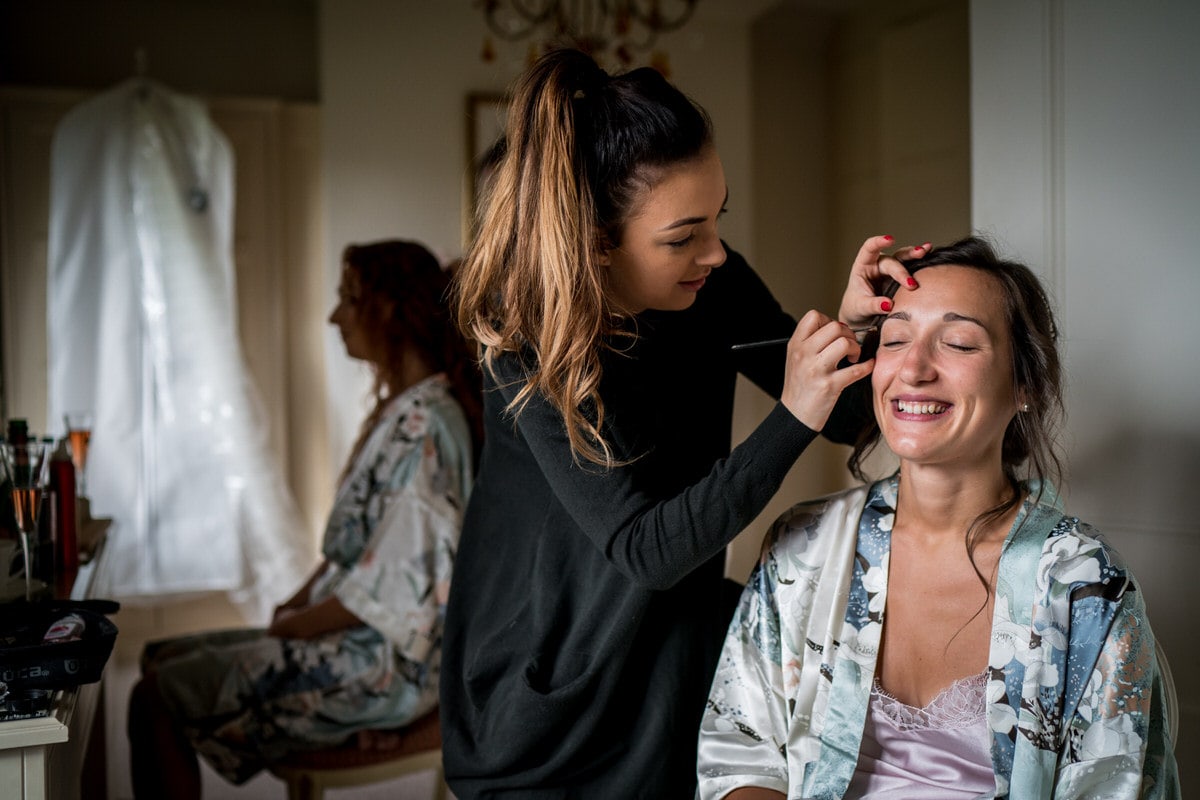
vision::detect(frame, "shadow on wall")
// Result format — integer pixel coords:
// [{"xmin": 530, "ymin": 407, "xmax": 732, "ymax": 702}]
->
[
  {"xmin": 1069, "ymin": 427, "xmax": 1200, "ymax": 526},
  {"xmin": 1066, "ymin": 428, "xmax": 1199, "ymax": 660},
  {"xmin": 1069, "ymin": 426, "xmax": 1198, "ymax": 780}
]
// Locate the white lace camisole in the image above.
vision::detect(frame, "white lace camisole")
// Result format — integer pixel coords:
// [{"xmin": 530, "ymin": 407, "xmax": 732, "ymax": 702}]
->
[{"xmin": 845, "ymin": 670, "xmax": 996, "ymax": 799}]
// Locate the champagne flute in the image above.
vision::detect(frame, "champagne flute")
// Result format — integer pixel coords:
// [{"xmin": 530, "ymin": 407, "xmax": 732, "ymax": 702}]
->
[
  {"xmin": 1, "ymin": 441, "xmax": 50, "ymax": 602},
  {"xmin": 64, "ymin": 411, "xmax": 92, "ymax": 498}
]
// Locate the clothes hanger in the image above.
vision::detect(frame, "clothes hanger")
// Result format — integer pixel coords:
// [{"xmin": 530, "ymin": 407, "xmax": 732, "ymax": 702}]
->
[
  {"xmin": 134, "ymin": 46, "xmax": 151, "ymax": 102},
  {"xmin": 129, "ymin": 47, "xmax": 210, "ymax": 213}
]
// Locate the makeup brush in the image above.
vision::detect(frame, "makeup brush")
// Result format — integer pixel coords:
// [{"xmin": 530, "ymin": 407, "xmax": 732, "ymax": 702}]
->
[{"xmin": 730, "ymin": 325, "xmax": 878, "ymax": 352}]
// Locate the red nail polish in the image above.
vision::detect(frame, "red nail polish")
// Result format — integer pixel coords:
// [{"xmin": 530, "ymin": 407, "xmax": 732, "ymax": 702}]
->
[
  {"xmin": 882, "ymin": 235, "xmax": 894, "ymax": 242},
  {"xmin": 906, "ymin": 277, "xmax": 917, "ymax": 288},
  {"xmin": 881, "ymin": 299, "xmax": 892, "ymax": 312}
]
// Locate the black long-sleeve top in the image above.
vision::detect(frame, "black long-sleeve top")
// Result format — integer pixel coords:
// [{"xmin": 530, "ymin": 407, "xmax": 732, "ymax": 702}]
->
[{"xmin": 441, "ymin": 247, "xmax": 854, "ymax": 798}]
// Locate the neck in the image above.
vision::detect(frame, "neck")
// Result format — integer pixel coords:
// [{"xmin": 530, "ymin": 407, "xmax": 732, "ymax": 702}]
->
[
  {"xmin": 380, "ymin": 350, "xmax": 437, "ymax": 398},
  {"xmin": 894, "ymin": 462, "xmax": 1016, "ymax": 541}
]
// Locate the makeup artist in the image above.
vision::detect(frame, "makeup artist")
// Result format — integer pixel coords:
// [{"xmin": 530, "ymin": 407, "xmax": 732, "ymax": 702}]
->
[{"xmin": 441, "ymin": 46, "xmax": 924, "ymax": 799}]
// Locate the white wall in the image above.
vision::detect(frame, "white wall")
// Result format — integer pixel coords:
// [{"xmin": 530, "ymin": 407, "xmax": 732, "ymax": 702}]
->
[
  {"xmin": 972, "ymin": 0, "xmax": 1200, "ymax": 777},
  {"xmin": 318, "ymin": 0, "xmax": 756, "ymax": 468},
  {"xmin": 724, "ymin": 0, "xmax": 972, "ymax": 584}
]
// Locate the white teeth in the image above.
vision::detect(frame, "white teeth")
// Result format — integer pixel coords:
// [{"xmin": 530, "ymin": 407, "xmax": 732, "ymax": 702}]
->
[{"xmin": 897, "ymin": 400, "xmax": 948, "ymax": 415}]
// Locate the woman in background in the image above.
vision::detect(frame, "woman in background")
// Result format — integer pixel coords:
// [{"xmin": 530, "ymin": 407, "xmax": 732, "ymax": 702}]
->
[
  {"xmin": 441, "ymin": 46, "xmax": 921, "ymax": 798},
  {"xmin": 127, "ymin": 239, "xmax": 481, "ymax": 798},
  {"xmin": 698, "ymin": 237, "xmax": 1179, "ymax": 799}
]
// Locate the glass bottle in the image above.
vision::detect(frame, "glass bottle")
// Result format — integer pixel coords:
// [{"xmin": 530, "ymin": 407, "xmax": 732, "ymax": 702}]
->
[
  {"xmin": 49, "ymin": 436, "xmax": 78, "ymax": 583},
  {"xmin": 1, "ymin": 420, "xmax": 27, "ymax": 599}
]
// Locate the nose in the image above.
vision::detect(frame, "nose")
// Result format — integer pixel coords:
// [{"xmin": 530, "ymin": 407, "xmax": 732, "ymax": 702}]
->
[
  {"xmin": 898, "ymin": 339, "xmax": 936, "ymax": 384},
  {"xmin": 698, "ymin": 231, "xmax": 727, "ymax": 269}
]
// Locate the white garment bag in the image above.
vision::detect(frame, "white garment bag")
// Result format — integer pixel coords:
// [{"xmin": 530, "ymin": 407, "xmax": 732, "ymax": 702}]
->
[{"xmin": 47, "ymin": 79, "xmax": 309, "ymax": 620}]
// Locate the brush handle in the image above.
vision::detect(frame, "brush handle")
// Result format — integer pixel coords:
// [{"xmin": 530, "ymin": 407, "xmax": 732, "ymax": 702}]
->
[{"xmin": 730, "ymin": 326, "xmax": 877, "ymax": 352}]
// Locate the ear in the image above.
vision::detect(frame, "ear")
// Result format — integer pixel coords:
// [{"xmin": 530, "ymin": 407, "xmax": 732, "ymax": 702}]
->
[
  {"xmin": 1015, "ymin": 386, "xmax": 1031, "ymax": 413},
  {"xmin": 373, "ymin": 297, "xmax": 396, "ymax": 321},
  {"xmin": 597, "ymin": 250, "xmax": 612, "ymax": 266}
]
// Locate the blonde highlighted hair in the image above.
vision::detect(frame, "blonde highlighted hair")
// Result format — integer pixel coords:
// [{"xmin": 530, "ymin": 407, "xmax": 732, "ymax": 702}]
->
[{"xmin": 453, "ymin": 48, "xmax": 712, "ymax": 467}]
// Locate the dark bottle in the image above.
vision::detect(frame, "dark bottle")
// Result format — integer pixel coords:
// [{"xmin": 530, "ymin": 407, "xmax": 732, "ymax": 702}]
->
[
  {"xmin": 48, "ymin": 437, "xmax": 78, "ymax": 583},
  {"xmin": 0, "ymin": 419, "xmax": 28, "ymax": 537},
  {"xmin": 5, "ymin": 419, "xmax": 29, "ymax": 444},
  {"xmin": 1, "ymin": 421, "xmax": 26, "ymax": 594}
]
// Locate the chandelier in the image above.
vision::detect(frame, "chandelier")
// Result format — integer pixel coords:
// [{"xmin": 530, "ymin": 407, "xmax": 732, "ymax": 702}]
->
[{"xmin": 476, "ymin": 0, "xmax": 699, "ymax": 74}]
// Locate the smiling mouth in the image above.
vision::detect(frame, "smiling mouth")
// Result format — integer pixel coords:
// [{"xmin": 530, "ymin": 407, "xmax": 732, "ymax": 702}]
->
[{"xmin": 895, "ymin": 400, "xmax": 949, "ymax": 415}]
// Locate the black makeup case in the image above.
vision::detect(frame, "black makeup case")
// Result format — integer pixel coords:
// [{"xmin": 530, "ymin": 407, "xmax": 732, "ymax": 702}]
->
[{"xmin": 0, "ymin": 598, "xmax": 119, "ymax": 708}]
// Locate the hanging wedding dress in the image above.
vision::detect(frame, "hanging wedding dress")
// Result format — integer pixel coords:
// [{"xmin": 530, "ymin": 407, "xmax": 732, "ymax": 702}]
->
[{"xmin": 47, "ymin": 79, "xmax": 309, "ymax": 621}]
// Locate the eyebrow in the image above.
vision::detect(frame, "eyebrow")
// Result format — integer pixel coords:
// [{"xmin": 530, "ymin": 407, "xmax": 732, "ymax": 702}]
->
[
  {"xmin": 657, "ymin": 188, "xmax": 730, "ymax": 232},
  {"xmin": 884, "ymin": 311, "xmax": 989, "ymax": 329}
]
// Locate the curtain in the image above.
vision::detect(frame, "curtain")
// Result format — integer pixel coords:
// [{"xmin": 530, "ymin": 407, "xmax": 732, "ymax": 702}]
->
[{"xmin": 47, "ymin": 79, "xmax": 309, "ymax": 621}]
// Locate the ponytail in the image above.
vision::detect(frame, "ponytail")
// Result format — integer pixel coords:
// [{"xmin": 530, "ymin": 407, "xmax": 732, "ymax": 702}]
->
[{"xmin": 454, "ymin": 48, "xmax": 712, "ymax": 467}]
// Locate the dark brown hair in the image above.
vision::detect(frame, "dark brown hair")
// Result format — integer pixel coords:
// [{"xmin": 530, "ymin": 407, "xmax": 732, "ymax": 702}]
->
[{"xmin": 343, "ymin": 240, "xmax": 483, "ymax": 463}]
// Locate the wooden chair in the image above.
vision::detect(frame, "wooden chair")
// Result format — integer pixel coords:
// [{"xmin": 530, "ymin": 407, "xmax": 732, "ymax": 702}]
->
[
  {"xmin": 267, "ymin": 709, "xmax": 446, "ymax": 800},
  {"xmin": 1156, "ymin": 640, "xmax": 1179, "ymax": 747}
]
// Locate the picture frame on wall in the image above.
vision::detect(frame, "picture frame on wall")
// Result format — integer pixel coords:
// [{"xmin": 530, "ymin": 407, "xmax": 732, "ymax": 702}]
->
[{"xmin": 463, "ymin": 91, "xmax": 508, "ymax": 244}]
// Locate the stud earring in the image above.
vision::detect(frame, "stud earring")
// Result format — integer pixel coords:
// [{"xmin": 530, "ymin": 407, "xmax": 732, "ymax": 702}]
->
[{"xmin": 1020, "ymin": 403, "xmax": 1031, "ymax": 413}]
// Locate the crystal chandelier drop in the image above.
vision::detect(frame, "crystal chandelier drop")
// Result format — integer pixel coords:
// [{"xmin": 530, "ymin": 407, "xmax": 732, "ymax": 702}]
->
[{"xmin": 476, "ymin": 0, "xmax": 699, "ymax": 74}]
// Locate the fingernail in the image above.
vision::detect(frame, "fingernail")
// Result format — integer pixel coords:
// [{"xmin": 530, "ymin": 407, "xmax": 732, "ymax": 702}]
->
[
  {"xmin": 882, "ymin": 235, "xmax": 894, "ymax": 242},
  {"xmin": 881, "ymin": 299, "xmax": 892, "ymax": 312},
  {"xmin": 906, "ymin": 277, "xmax": 917, "ymax": 288}
]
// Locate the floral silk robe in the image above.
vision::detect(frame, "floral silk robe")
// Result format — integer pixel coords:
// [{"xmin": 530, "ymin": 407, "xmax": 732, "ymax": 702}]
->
[
  {"xmin": 698, "ymin": 477, "xmax": 1179, "ymax": 799},
  {"xmin": 146, "ymin": 374, "xmax": 472, "ymax": 784}
]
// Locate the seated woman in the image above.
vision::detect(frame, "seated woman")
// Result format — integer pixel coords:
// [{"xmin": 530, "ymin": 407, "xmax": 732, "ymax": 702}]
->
[
  {"xmin": 127, "ymin": 239, "xmax": 482, "ymax": 798},
  {"xmin": 697, "ymin": 237, "xmax": 1179, "ymax": 799}
]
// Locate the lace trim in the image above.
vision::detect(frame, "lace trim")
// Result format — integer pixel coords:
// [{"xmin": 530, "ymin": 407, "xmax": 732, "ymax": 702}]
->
[{"xmin": 871, "ymin": 670, "xmax": 987, "ymax": 731}]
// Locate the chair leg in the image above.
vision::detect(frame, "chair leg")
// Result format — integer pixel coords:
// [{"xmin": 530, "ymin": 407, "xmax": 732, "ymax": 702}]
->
[
  {"xmin": 286, "ymin": 768, "xmax": 439, "ymax": 800},
  {"xmin": 285, "ymin": 774, "xmax": 321, "ymax": 800}
]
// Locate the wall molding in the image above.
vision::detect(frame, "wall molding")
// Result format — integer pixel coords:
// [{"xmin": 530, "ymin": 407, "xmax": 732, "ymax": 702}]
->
[{"xmin": 1043, "ymin": 0, "xmax": 1066, "ymax": 304}]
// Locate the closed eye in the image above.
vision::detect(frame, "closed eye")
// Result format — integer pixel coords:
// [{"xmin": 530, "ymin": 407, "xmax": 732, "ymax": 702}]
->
[{"xmin": 666, "ymin": 233, "xmax": 696, "ymax": 248}]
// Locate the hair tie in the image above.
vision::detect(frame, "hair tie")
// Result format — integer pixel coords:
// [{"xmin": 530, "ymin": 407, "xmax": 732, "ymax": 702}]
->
[{"xmin": 576, "ymin": 64, "xmax": 609, "ymax": 99}]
